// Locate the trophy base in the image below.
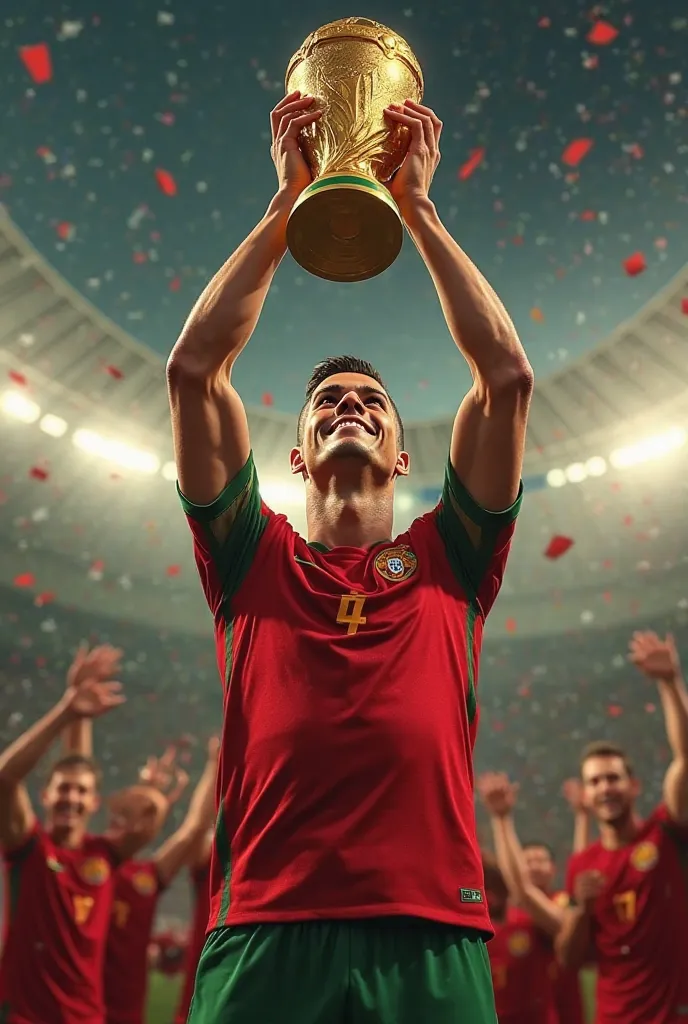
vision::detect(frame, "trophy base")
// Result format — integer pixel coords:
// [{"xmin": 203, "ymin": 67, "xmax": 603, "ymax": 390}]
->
[{"xmin": 286, "ymin": 173, "xmax": 403, "ymax": 283}]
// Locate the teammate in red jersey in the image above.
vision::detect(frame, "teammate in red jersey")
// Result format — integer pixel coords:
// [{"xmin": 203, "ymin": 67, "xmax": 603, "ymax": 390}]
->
[
  {"xmin": 172, "ymin": 837, "xmax": 211, "ymax": 1024},
  {"xmin": 557, "ymin": 631, "xmax": 688, "ymax": 1024},
  {"xmin": 482, "ymin": 853, "xmax": 553, "ymax": 1024},
  {"xmin": 479, "ymin": 772, "xmax": 586, "ymax": 1024},
  {"xmin": 0, "ymin": 645, "xmax": 166, "ymax": 1024},
  {"xmin": 167, "ymin": 87, "xmax": 532, "ymax": 1024}
]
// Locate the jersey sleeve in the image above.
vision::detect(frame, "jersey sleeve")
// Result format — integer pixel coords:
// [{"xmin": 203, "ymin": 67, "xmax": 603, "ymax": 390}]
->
[
  {"xmin": 176, "ymin": 452, "xmax": 270, "ymax": 616},
  {"xmin": 434, "ymin": 458, "xmax": 522, "ymax": 614},
  {"xmin": 1, "ymin": 821, "xmax": 40, "ymax": 863}
]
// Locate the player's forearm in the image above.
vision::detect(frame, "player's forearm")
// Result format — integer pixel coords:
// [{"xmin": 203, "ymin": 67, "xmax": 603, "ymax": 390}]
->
[
  {"xmin": 62, "ymin": 718, "xmax": 93, "ymax": 758},
  {"xmin": 555, "ymin": 908, "xmax": 592, "ymax": 970},
  {"xmin": 184, "ymin": 754, "xmax": 217, "ymax": 834},
  {"xmin": 0, "ymin": 697, "xmax": 76, "ymax": 784},
  {"xmin": 403, "ymin": 198, "xmax": 532, "ymax": 385},
  {"xmin": 572, "ymin": 810, "xmax": 591, "ymax": 854},
  {"xmin": 490, "ymin": 815, "xmax": 524, "ymax": 900},
  {"xmin": 658, "ymin": 673, "xmax": 688, "ymax": 761},
  {"xmin": 168, "ymin": 190, "xmax": 293, "ymax": 380}
]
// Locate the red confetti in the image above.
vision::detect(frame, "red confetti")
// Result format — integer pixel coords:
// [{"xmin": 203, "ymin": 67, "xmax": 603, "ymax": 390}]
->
[
  {"xmin": 505, "ymin": 618, "xmax": 517, "ymax": 633},
  {"xmin": 607, "ymin": 704, "xmax": 623, "ymax": 717},
  {"xmin": 105, "ymin": 365, "xmax": 124, "ymax": 380},
  {"xmin": 544, "ymin": 535, "xmax": 574, "ymax": 560},
  {"xmin": 579, "ymin": 210, "xmax": 597, "ymax": 221},
  {"xmin": 8, "ymin": 370, "xmax": 27, "ymax": 386},
  {"xmin": 90, "ymin": 559, "xmax": 105, "ymax": 572},
  {"xmin": 29, "ymin": 466, "xmax": 49, "ymax": 482},
  {"xmin": 623, "ymin": 252, "xmax": 646, "ymax": 277},
  {"xmin": 18, "ymin": 43, "xmax": 53, "ymax": 84},
  {"xmin": 561, "ymin": 138, "xmax": 594, "ymax": 168},
  {"xmin": 166, "ymin": 564, "xmax": 181, "ymax": 577},
  {"xmin": 458, "ymin": 148, "xmax": 485, "ymax": 181},
  {"xmin": 644, "ymin": 703, "xmax": 656, "ymax": 714},
  {"xmin": 169, "ymin": 276, "xmax": 182, "ymax": 292},
  {"xmin": 34, "ymin": 591, "xmax": 55, "ymax": 607},
  {"xmin": 55, "ymin": 221, "xmax": 74, "ymax": 241},
  {"xmin": 587, "ymin": 20, "xmax": 619, "ymax": 45},
  {"xmin": 530, "ymin": 307, "xmax": 545, "ymax": 323},
  {"xmin": 681, "ymin": 298, "xmax": 688, "ymax": 315},
  {"xmin": 537, "ymin": 17, "xmax": 551, "ymax": 28},
  {"xmin": 155, "ymin": 169, "xmax": 177, "ymax": 196},
  {"xmin": 261, "ymin": 393, "xmax": 274, "ymax": 407},
  {"xmin": 13, "ymin": 573, "xmax": 35, "ymax": 588}
]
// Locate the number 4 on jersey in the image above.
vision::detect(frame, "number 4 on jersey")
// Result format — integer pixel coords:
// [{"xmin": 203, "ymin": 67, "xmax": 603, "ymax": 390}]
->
[{"xmin": 337, "ymin": 593, "xmax": 367, "ymax": 635}]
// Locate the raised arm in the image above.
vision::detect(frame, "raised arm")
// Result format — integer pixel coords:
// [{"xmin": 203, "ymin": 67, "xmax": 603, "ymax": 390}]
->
[
  {"xmin": 154, "ymin": 738, "xmax": 219, "ymax": 887},
  {"xmin": 478, "ymin": 772, "xmax": 564, "ymax": 937},
  {"xmin": 166, "ymin": 91, "xmax": 320, "ymax": 506},
  {"xmin": 0, "ymin": 670, "xmax": 125, "ymax": 851},
  {"xmin": 556, "ymin": 870, "xmax": 604, "ymax": 969},
  {"xmin": 385, "ymin": 101, "xmax": 533, "ymax": 513},
  {"xmin": 629, "ymin": 631, "xmax": 688, "ymax": 824}
]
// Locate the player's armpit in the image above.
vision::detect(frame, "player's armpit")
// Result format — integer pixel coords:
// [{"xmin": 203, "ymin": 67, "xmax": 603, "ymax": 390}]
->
[
  {"xmin": 0, "ymin": 780, "xmax": 36, "ymax": 853},
  {"xmin": 167, "ymin": 361, "xmax": 250, "ymax": 508},
  {"xmin": 450, "ymin": 372, "xmax": 532, "ymax": 514},
  {"xmin": 435, "ymin": 457, "xmax": 522, "ymax": 611}
]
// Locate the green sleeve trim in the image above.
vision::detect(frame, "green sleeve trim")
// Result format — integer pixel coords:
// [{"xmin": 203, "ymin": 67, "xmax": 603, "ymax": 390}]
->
[
  {"xmin": 445, "ymin": 459, "xmax": 523, "ymax": 527},
  {"xmin": 176, "ymin": 454, "xmax": 255, "ymax": 522}
]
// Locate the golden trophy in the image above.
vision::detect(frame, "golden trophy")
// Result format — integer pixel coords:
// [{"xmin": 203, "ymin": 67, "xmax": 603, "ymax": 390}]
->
[{"xmin": 285, "ymin": 17, "xmax": 424, "ymax": 283}]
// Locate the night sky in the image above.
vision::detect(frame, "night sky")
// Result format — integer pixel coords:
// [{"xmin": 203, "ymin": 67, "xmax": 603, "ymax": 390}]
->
[{"xmin": 2, "ymin": 0, "xmax": 687, "ymax": 417}]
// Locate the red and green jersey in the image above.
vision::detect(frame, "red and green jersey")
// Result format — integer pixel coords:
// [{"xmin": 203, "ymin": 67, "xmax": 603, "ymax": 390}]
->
[
  {"xmin": 179, "ymin": 453, "xmax": 520, "ymax": 934},
  {"xmin": 0, "ymin": 823, "xmax": 119, "ymax": 1024},
  {"xmin": 104, "ymin": 860, "xmax": 165, "ymax": 1024},
  {"xmin": 488, "ymin": 907, "xmax": 554, "ymax": 1024},
  {"xmin": 565, "ymin": 805, "xmax": 688, "ymax": 1023},
  {"xmin": 174, "ymin": 861, "xmax": 210, "ymax": 1024}
]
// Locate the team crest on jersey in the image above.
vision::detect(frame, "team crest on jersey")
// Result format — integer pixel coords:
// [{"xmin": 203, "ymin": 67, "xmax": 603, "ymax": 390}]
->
[
  {"xmin": 373, "ymin": 545, "xmax": 417, "ymax": 583},
  {"xmin": 507, "ymin": 930, "xmax": 531, "ymax": 957},
  {"xmin": 80, "ymin": 856, "xmax": 111, "ymax": 886},
  {"xmin": 630, "ymin": 841, "xmax": 659, "ymax": 872},
  {"xmin": 131, "ymin": 870, "xmax": 157, "ymax": 896}
]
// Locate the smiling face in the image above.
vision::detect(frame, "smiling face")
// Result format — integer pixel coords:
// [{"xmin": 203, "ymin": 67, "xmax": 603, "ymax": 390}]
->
[
  {"xmin": 42, "ymin": 766, "xmax": 100, "ymax": 840},
  {"xmin": 582, "ymin": 754, "xmax": 639, "ymax": 826},
  {"xmin": 522, "ymin": 844, "xmax": 555, "ymax": 891},
  {"xmin": 292, "ymin": 371, "xmax": 409, "ymax": 483}
]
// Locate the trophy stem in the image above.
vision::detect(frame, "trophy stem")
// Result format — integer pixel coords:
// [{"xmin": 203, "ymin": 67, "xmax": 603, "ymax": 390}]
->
[{"xmin": 286, "ymin": 172, "xmax": 403, "ymax": 283}]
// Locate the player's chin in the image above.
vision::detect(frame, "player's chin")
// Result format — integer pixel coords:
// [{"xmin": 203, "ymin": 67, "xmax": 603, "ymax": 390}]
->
[{"xmin": 320, "ymin": 436, "xmax": 376, "ymax": 461}]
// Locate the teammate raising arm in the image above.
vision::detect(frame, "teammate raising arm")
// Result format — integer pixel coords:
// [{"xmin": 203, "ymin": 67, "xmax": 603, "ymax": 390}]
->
[
  {"xmin": 0, "ymin": 645, "xmax": 158, "ymax": 1024},
  {"xmin": 557, "ymin": 631, "xmax": 688, "ymax": 1024}
]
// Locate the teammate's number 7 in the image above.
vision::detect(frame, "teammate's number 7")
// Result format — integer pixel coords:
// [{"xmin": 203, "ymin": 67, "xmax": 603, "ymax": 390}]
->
[
  {"xmin": 612, "ymin": 889, "xmax": 636, "ymax": 923},
  {"xmin": 73, "ymin": 894, "xmax": 95, "ymax": 925}
]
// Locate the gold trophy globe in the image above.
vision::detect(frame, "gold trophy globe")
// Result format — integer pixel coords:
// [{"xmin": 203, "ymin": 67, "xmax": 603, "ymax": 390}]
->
[{"xmin": 285, "ymin": 17, "xmax": 424, "ymax": 283}]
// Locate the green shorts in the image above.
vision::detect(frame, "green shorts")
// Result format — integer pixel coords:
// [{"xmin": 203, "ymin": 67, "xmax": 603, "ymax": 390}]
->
[{"xmin": 187, "ymin": 917, "xmax": 497, "ymax": 1024}]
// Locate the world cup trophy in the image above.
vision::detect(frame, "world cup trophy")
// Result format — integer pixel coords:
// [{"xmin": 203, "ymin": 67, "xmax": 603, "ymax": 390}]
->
[{"xmin": 285, "ymin": 17, "xmax": 424, "ymax": 283}]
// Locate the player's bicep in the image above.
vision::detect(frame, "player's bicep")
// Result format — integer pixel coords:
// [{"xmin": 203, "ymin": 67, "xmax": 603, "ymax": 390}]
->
[
  {"xmin": 167, "ymin": 361, "xmax": 250, "ymax": 507},
  {"xmin": 0, "ymin": 780, "xmax": 36, "ymax": 852},
  {"xmin": 434, "ymin": 456, "xmax": 522, "ymax": 611}
]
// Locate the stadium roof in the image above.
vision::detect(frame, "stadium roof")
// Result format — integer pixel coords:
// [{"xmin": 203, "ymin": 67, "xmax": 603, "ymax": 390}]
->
[{"xmin": 1, "ymin": 208, "xmax": 688, "ymax": 641}]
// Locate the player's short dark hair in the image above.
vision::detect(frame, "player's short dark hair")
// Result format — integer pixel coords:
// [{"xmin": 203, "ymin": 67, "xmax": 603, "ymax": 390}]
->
[
  {"xmin": 521, "ymin": 841, "xmax": 556, "ymax": 861},
  {"xmin": 47, "ymin": 754, "xmax": 102, "ymax": 787},
  {"xmin": 580, "ymin": 740, "xmax": 634, "ymax": 778},
  {"xmin": 296, "ymin": 355, "xmax": 405, "ymax": 449}
]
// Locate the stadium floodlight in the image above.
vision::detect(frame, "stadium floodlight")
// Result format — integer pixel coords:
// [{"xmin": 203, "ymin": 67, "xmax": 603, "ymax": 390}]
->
[
  {"xmin": 609, "ymin": 427, "xmax": 687, "ymax": 469},
  {"xmin": 585, "ymin": 455, "xmax": 607, "ymax": 477},
  {"xmin": 546, "ymin": 468, "xmax": 567, "ymax": 488},
  {"xmin": 72, "ymin": 429, "xmax": 160, "ymax": 474},
  {"xmin": 260, "ymin": 480, "xmax": 303, "ymax": 506},
  {"xmin": 161, "ymin": 461, "xmax": 178, "ymax": 482},
  {"xmin": 39, "ymin": 413, "xmax": 68, "ymax": 438},
  {"xmin": 1, "ymin": 390, "xmax": 41, "ymax": 423},
  {"xmin": 564, "ymin": 462, "xmax": 587, "ymax": 483},
  {"xmin": 395, "ymin": 493, "xmax": 414, "ymax": 512}
]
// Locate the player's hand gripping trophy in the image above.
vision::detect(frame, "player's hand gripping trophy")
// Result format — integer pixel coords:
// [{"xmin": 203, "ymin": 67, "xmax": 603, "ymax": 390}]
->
[{"xmin": 280, "ymin": 17, "xmax": 425, "ymax": 283}]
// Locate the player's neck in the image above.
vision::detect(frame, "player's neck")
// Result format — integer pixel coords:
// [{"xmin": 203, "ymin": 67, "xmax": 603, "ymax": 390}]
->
[
  {"xmin": 47, "ymin": 821, "xmax": 86, "ymax": 849},
  {"xmin": 306, "ymin": 482, "xmax": 394, "ymax": 549},
  {"xmin": 599, "ymin": 810, "xmax": 641, "ymax": 850}
]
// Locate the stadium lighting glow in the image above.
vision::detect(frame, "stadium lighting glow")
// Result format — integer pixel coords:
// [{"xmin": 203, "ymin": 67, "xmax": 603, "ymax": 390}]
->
[
  {"xmin": 585, "ymin": 456, "xmax": 607, "ymax": 477},
  {"xmin": 546, "ymin": 468, "xmax": 566, "ymax": 488},
  {"xmin": 39, "ymin": 413, "xmax": 68, "ymax": 438},
  {"xmin": 161, "ymin": 461, "xmax": 178, "ymax": 482},
  {"xmin": 260, "ymin": 480, "xmax": 303, "ymax": 506},
  {"xmin": 564, "ymin": 462, "xmax": 587, "ymax": 483},
  {"xmin": 609, "ymin": 427, "xmax": 687, "ymax": 469},
  {"xmin": 72, "ymin": 429, "xmax": 160, "ymax": 475},
  {"xmin": 395, "ymin": 493, "xmax": 414, "ymax": 513},
  {"xmin": 1, "ymin": 390, "xmax": 41, "ymax": 423}
]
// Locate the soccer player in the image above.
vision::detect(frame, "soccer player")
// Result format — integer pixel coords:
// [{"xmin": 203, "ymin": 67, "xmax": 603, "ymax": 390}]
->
[
  {"xmin": 0, "ymin": 645, "xmax": 165, "ymax": 1024},
  {"xmin": 478, "ymin": 772, "xmax": 585, "ymax": 1024},
  {"xmin": 557, "ymin": 631, "xmax": 688, "ymax": 1024},
  {"xmin": 167, "ymin": 90, "xmax": 532, "ymax": 1024},
  {"xmin": 172, "ymin": 834, "xmax": 211, "ymax": 1024},
  {"xmin": 481, "ymin": 850, "xmax": 553, "ymax": 1024},
  {"xmin": 63, "ymin": 708, "xmax": 219, "ymax": 1024}
]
